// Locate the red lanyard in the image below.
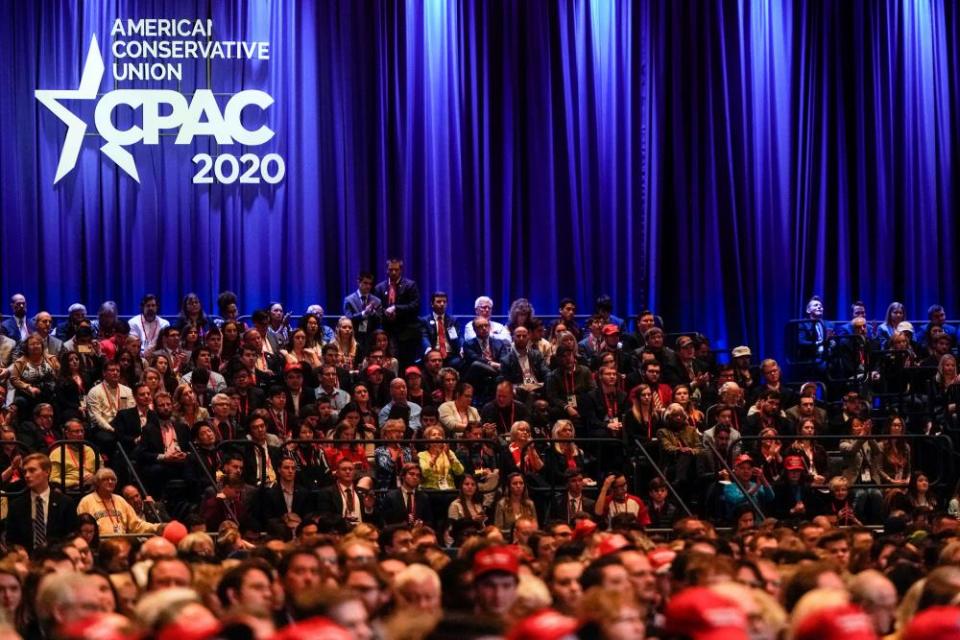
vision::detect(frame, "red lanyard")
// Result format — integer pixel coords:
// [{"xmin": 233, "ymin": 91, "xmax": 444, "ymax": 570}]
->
[
  {"xmin": 102, "ymin": 383, "xmax": 121, "ymax": 411},
  {"xmin": 604, "ymin": 392, "xmax": 619, "ymax": 418}
]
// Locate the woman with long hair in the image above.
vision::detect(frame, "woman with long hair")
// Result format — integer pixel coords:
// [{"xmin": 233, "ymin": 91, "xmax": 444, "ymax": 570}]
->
[
  {"xmin": 370, "ymin": 330, "xmax": 399, "ymax": 375},
  {"xmin": 176, "ymin": 292, "xmax": 209, "ymax": 335},
  {"xmin": 298, "ymin": 312, "xmax": 325, "ymax": 353},
  {"xmin": 281, "ymin": 328, "xmax": 322, "ymax": 370},
  {"xmin": 494, "ymin": 472, "xmax": 538, "ymax": 534},
  {"xmin": 436, "ymin": 368, "xmax": 460, "ymax": 404},
  {"xmin": 148, "ymin": 353, "xmax": 179, "ymax": 393},
  {"xmin": 332, "ymin": 318, "xmax": 359, "ymax": 370},
  {"xmin": 932, "ymin": 354, "xmax": 960, "ymax": 431},
  {"xmin": 785, "ymin": 418, "xmax": 828, "ymax": 485},
  {"xmin": 173, "ymin": 383, "xmax": 209, "ymax": 427},
  {"xmin": 0, "ymin": 560, "xmax": 25, "ymax": 632},
  {"xmin": 351, "ymin": 382, "xmax": 379, "ymax": 430},
  {"xmin": 54, "ymin": 350, "xmax": 92, "ymax": 421},
  {"xmin": 288, "ymin": 421, "xmax": 331, "ymax": 490},
  {"xmin": 756, "ymin": 427, "xmax": 785, "ymax": 485},
  {"xmin": 446, "ymin": 474, "xmax": 488, "ymax": 545},
  {"xmin": 322, "ymin": 421, "xmax": 368, "ymax": 471},
  {"xmin": 180, "ymin": 323, "xmax": 202, "ymax": 354},
  {"xmin": 906, "ymin": 470, "xmax": 938, "ymax": 517},
  {"xmin": 623, "ymin": 383, "xmax": 660, "ymax": 442},
  {"xmin": 878, "ymin": 414, "xmax": 911, "ymax": 496},
  {"xmin": 876, "ymin": 301, "xmax": 906, "ymax": 347},
  {"xmin": 219, "ymin": 320, "xmax": 243, "ymax": 367},
  {"xmin": 507, "ymin": 298, "xmax": 535, "ymax": 333}
]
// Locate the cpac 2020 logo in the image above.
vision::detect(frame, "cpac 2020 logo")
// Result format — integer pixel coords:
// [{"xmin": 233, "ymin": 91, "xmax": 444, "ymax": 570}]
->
[{"xmin": 35, "ymin": 35, "xmax": 284, "ymax": 185}]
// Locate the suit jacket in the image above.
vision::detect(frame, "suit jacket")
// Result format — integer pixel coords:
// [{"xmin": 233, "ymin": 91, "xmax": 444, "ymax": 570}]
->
[
  {"xmin": 242, "ymin": 443, "xmax": 283, "ymax": 486},
  {"xmin": 462, "ymin": 337, "xmax": 511, "ymax": 368},
  {"xmin": 382, "ymin": 488, "xmax": 434, "ymax": 526},
  {"xmin": 373, "ymin": 278, "xmax": 421, "ymax": 336},
  {"xmin": 343, "ymin": 291, "xmax": 382, "ymax": 341},
  {"xmin": 1, "ymin": 317, "xmax": 35, "ymax": 342},
  {"xmin": 316, "ymin": 483, "xmax": 367, "ymax": 521},
  {"xmin": 550, "ymin": 493, "xmax": 596, "ymax": 524},
  {"xmin": 796, "ymin": 319, "xmax": 827, "ymax": 360},
  {"xmin": 135, "ymin": 420, "xmax": 192, "ymax": 466},
  {"xmin": 112, "ymin": 407, "xmax": 160, "ymax": 453},
  {"xmin": 5, "ymin": 489, "xmax": 78, "ymax": 552},
  {"xmin": 419, "ymin": 314, "xmax": 462, "ymax": 364},
  {"xmin": 499, "ymin": 348, "xmax": 549, "ymax": 385},
  {"xmin": 255, "ymin": 484, "xmax": 316, "ymax": 527}
]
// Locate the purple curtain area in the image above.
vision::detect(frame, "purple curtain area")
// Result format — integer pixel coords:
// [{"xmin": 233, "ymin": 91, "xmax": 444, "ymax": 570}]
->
[{"xmin": 0, "ymin": 1, "xmax": 958, "ymax": 361}]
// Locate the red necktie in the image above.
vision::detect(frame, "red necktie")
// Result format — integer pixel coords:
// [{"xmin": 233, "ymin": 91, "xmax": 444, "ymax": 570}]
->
[
  {"xmin": 437, "ymin": 317, "xmax": 447, "ymax": 358},
  {"xmin": 388, "ymin": 282, "xmax": 397, "ymax": 305}
]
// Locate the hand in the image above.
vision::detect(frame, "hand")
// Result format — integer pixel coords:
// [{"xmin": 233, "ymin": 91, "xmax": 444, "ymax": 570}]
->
[
  {"xmin": 718, "ymin": 469, "xmax": 730, "ymax": 481},
  {"xmin": 603, "ymin": 475, "xmax": 616, "ymax": 488},
  {"xmin": 28, "ymin": 386, "xmax": 40, "ymax": 397},
  {"xmin": 565, "ymin": 406, "xmax": 579, "ymax": 417}
]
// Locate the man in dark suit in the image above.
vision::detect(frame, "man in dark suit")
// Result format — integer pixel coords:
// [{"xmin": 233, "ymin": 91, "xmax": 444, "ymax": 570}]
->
[
  {"xmin": 5, "ymin": 452, "xmax": 78, "ymax": 553},
  {"xmin": 254, "ymin": 458, "xmax": 316, "ymax": 533},
  {"xmin": 134, "ymin": 391, "xmax": 192, "ymax": 497},
  {"xmin": 241, "ymin": 413, "xmax": 282, "ymax": 487},
  {"xmin": 373, "ymin": 258, "xmax": 422, "ymax": 368},
  {"xmin": 499, "ymin": 326, "xmax": 549, "ymax": 386},
  {"xmin": 796, "ymin": 295, "xmax": 828, "ymax": 364},
  {"xmin": 419, "ymin": 291, "xmax": 462, "ymax": 368},
  {"xmin": 382, "ymin": 463, "xmax": 434, "ymax": 528},
  {"xmin": 343, "ymin": 271, "xmax": 381, "ymax": 358},
  {"xmin": 112, "ymin": 383, "xmax": 159, "ymax": 454},
  {"xmin": 317, "ymin": 458, "xmax": 366, "ymax": 527},
  {"xmin": 549, "ymin": 468, "xmax": 596, "ymax": 524},
  {"xmin": 1, "ymin": 293, "xmax": 35, "ymax": 342},
  {"xmin": 462, "ymin": 317, "xmax": 511, "ymax": 402}
]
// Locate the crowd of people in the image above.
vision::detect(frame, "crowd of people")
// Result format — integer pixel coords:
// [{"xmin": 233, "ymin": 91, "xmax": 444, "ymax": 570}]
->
[{"xmin": 0, "ymin": 265, "xmax": 957, "ymax": 639}]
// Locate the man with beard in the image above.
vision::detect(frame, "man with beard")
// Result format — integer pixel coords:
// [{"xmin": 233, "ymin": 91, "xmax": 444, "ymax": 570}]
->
[
  {"xmin": 128, "ymin": 294, "xmax": 169, "ymax": 355},
  {"xmin": 419, "ymin": 291, "xmax": 462, "ymax": 368},
  {"xmin": 135, "ymin": 391, "xmax": 191, "ymax": 496}
]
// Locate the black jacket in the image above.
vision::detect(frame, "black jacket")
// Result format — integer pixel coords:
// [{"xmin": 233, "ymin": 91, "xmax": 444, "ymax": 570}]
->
[
  {"xmin": 5, "ymin": 489, "xmax": 78, "ymax": 553},
  {"xmin": 382, "ymin": 488, "xmax": 434, "ymax": 526},
  {"xmin": 112, "ymin": 407, "xmax": 159, "ymax": 453}
]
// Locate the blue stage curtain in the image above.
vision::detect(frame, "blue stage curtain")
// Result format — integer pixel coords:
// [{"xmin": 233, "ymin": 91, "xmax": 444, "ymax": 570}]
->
[{"xmin": 0, "ymin": 1, "xmax": 957, "ymax": 359}]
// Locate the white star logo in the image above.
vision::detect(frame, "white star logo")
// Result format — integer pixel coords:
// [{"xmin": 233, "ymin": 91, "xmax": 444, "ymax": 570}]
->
[{"xmin": 34, "ymin": 35, "xmax": 131, "ymax": 184}]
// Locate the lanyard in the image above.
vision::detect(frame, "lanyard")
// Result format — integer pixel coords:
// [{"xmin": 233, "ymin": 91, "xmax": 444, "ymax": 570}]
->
[
  {"xmin": 564, "ymin": 370, "xmax": 576, "ymax": 395},
  {"xmin": 603, "ymin": 392, "xmax": 619, "ymax": 418},
  {"xmin": 102, "ymin": 383, "xmax": 121, "ymax": 412}
]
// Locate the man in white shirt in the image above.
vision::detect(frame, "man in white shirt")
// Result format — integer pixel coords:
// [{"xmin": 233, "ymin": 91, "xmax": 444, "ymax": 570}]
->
[
  {"xmin": 128, "ymin": 294, "xmax": 169, "ymax": 354},
  {"xmin": 463, "ymin": 296, "xmax": 512, "ymax": 343},
  {"xmin": 86, "ymin": 361, "xmax": 134, "ymax": 454}
]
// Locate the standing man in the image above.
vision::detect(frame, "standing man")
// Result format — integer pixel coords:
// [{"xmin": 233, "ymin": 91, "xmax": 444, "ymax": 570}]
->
[
  {"xmin": 129, "ymin": 294, "xmax": 169, "ymax": 355},
  {"xmin": 343, "ymin": 271, "xmax": 381, "ymax": 358},
  {"xmin": 2, "ymin": 293, "xmax": 34, "ymax": 342},
  {"xmin": 420, "ymin": 292, "xmax": 461, "ymax": 368},
  {"xmin": 374, "ymin": 258, "xmax": 421, "ymax": 368}
]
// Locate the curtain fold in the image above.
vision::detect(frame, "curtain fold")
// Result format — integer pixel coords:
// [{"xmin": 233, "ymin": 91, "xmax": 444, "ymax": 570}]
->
[{"xmin": 1, "ymin": 0, "xmax": 958, "ymax": 360}]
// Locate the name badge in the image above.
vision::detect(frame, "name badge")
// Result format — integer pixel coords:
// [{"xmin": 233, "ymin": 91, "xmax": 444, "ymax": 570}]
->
[
  {"xmin": 566, "ymin": 395, "xmax": 577, "ymax": 408},
  {"xmin": 447, "ymin": 326, "xmax": 458, "ymax": 339}
]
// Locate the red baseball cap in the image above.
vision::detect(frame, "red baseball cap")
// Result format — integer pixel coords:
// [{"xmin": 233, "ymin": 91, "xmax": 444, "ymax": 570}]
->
[
  {"xmin": 404, "ymin": 366, "xmax": 422, "ymax": 377},
  {"xmin": 793, "ymin": 604, "xmax": 878, "ymax": 640},
  {"xmin": 647, "ymin": 547, "xmax": 676, "ymax": 574},
  {"xmin": 596, "ymin": 533, "xmax": 631, "ymax": 558},
  {"xmin": 274, "ymin": 617, "xmax": 353, "ymax": 640},
  {"xmin": 473, "ymin": 545, "xmax": 519, "ymax": 579},
  {"xmin": 783, "ymin": 455, "xmax": 805, "ymax": 471},
  {"xmin": 364, "ymin": 364, "xmax": 382, "ymax": 376},
  {"xmin": 506, "ymin": 609, "xmax": 579, "ymax": 640},
  {"xmin": 283, "ymin": 362, "xmax": 303, "ymax": 375},
  {"xmin": 902, "ymin": 606, "xmax": 960, "ymax": 640},
  {"xmin": 602, "ymin": 323, "xmax": 620, "ymax": 336},
  {"xmin": 572, "ymin": 518, "xmax": 598, "ymax": 541},
  {"xmin": 663, "ymin": 587, "xmax": 748, "ymax": 640}
]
